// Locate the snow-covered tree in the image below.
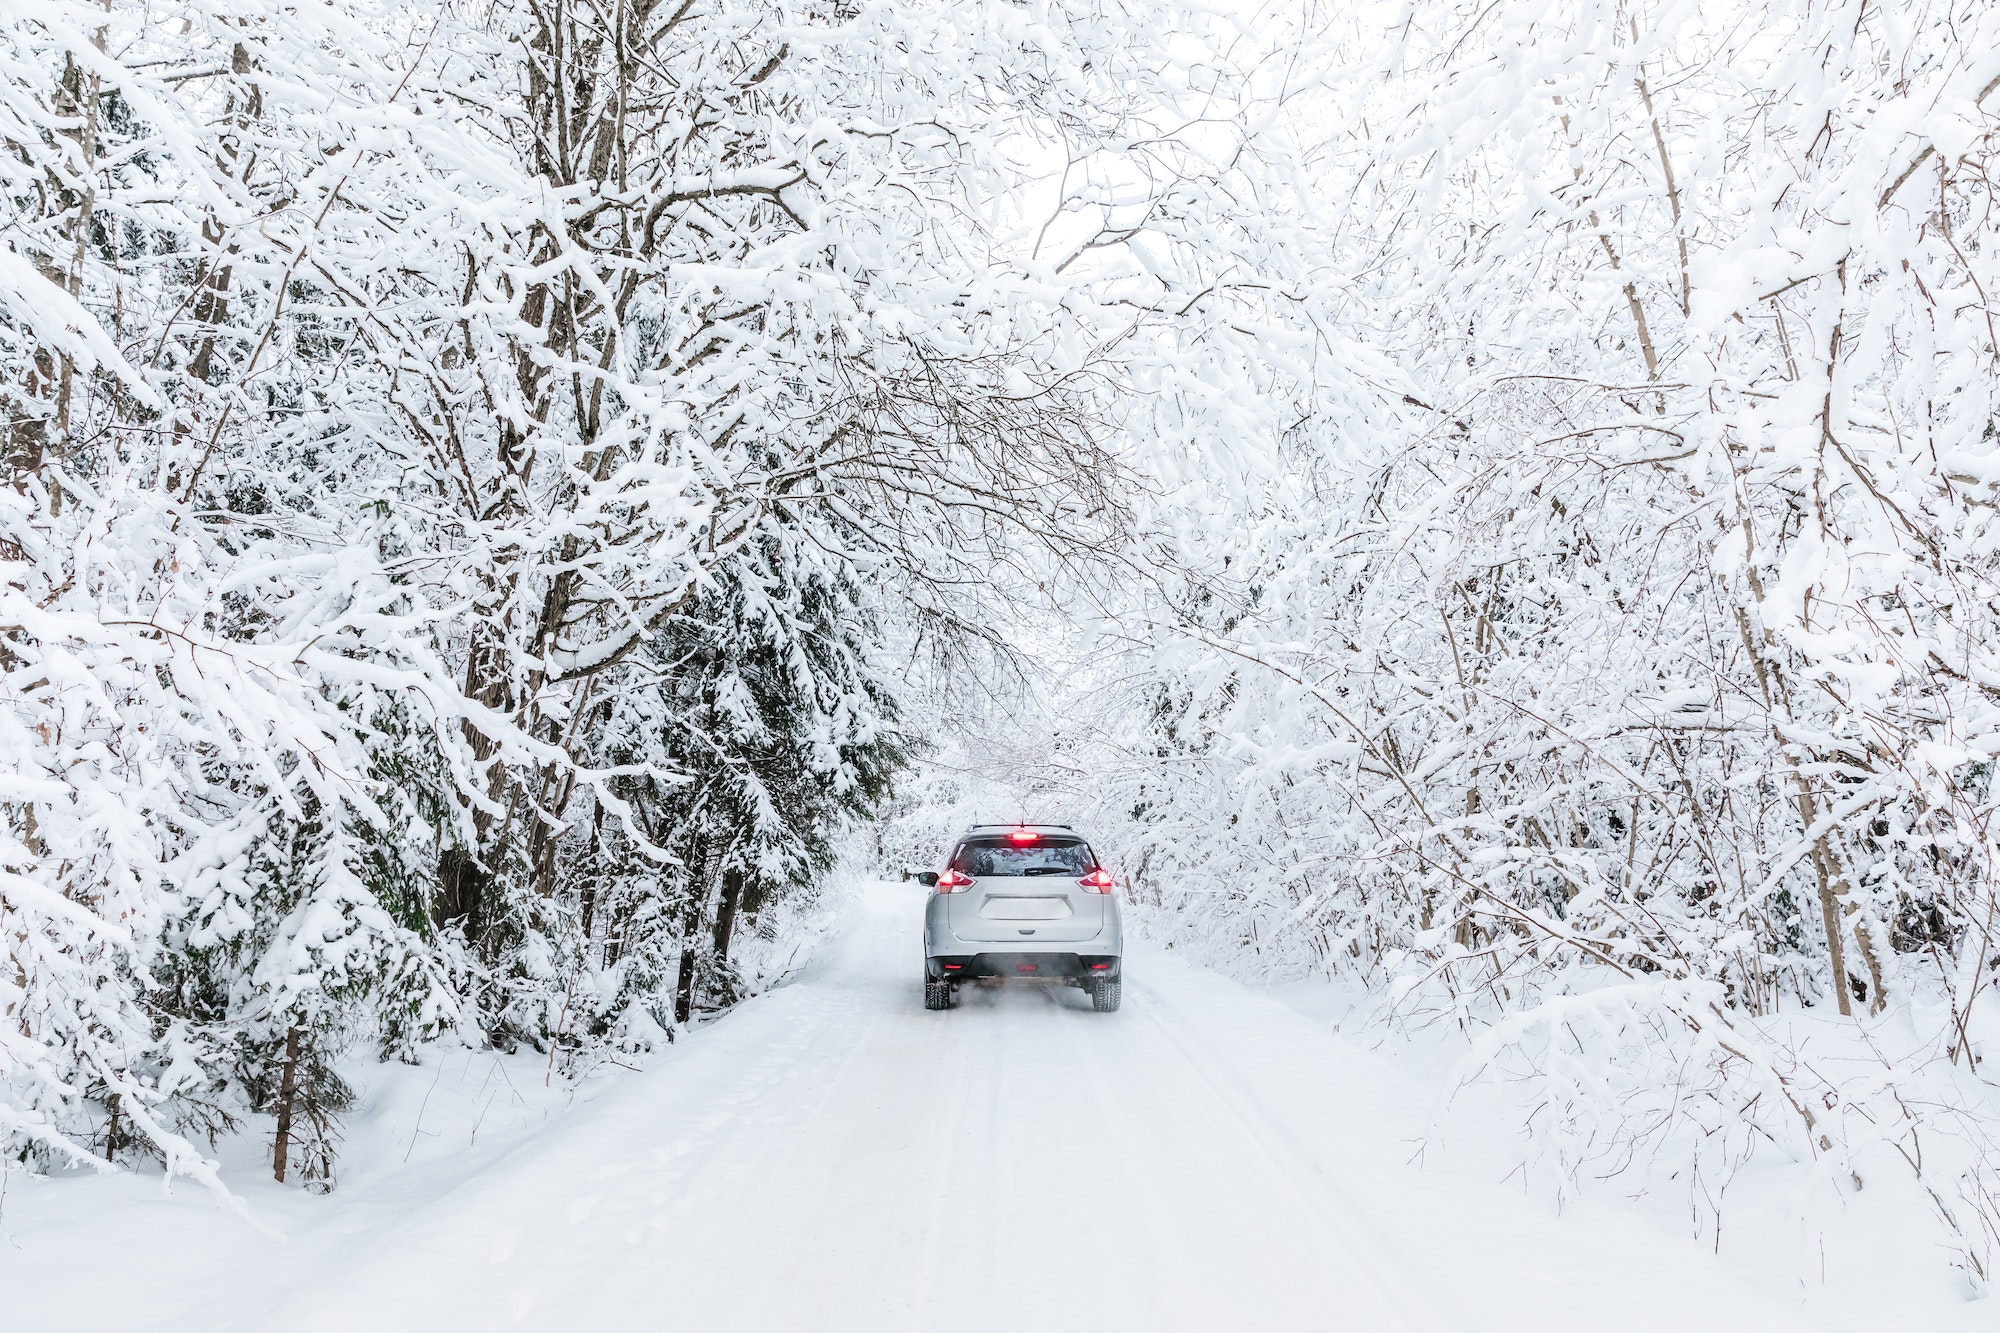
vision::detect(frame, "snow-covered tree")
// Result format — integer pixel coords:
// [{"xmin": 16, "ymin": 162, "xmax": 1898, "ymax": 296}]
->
[
  {"xmin": 1050, "ymin": 0, "xmax": 2000, "ymax": 1282},
  {"xmin": 8, "ymin": 0, "xmax": 1999, "ymax": 1287},
  {"xmin": 0, "ymin": 0, "xmax": 1179, "ymax": 1184}
]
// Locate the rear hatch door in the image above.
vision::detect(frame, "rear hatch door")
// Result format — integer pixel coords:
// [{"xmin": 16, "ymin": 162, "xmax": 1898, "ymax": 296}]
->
[{"xmin": 945, "ymin": 836, "xmax": 1106, "ymax": 944}]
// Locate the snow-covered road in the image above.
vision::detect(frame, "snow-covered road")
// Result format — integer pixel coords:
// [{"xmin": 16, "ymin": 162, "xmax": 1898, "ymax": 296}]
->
[{"xmin": 8, "ymin": 881, "xmax": 1966, "ymax": 1331}]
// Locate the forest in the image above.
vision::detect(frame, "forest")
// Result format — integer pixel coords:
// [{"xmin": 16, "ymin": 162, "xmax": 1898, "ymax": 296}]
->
[{"xmin": 4, "ymin": 0, "xmax": 1999, "ymax": 1297}]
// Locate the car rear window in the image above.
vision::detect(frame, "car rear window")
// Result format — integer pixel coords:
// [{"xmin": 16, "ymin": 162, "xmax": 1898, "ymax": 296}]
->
[{"xmin": 951, "ymin": 837, "xmax": 1095, "ymax": 878}]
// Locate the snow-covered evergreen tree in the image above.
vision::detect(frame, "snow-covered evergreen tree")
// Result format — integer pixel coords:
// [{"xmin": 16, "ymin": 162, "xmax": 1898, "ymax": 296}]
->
[{"xmin": 540, "ymin": 528, "xmax": 908, "ymax": 1053}]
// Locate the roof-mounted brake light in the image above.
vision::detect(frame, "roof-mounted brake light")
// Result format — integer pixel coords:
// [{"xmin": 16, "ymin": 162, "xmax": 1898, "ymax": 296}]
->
[{"xmin": 1008, "ymin": 828, "xmax": 1039, "ymax": 843}]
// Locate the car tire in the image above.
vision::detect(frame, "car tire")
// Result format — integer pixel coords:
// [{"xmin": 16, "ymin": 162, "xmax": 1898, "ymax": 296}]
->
[
  {"xmin": 924, "ymin": 979, "xmax": 952, "ymax": 1011},
  {"xmin": 1091, "ymin": 979, "xmax": 1122, "ymax": 1012}
]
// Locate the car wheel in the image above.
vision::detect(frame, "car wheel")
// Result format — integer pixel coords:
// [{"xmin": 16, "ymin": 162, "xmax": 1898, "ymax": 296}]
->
[
  {"xmin": 1091, "ymin": 979, "xmax": 1122, "ymax": 1012},
  {"xmin": 924, "ymin": 979, "xmax": 952, "ymax": 1011}
]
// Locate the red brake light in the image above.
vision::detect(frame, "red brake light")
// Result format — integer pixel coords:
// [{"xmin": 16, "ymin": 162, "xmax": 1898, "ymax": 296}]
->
[
  {"xmin": 935, "ymin": 869, "xmax": 974, "ymax": 893},
  {"xmin": 1008, "ymin": 829, "xmax": 1039, "ymax": 843},
  {"xmin": 1078, "ymin": 868, "xmax": 1114, "ymax": 893}
]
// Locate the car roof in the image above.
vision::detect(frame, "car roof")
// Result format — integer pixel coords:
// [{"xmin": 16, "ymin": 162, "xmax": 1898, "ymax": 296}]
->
[{"xmin": 959, "ymin": 822, "xmax": 1079, "ymax": 836}]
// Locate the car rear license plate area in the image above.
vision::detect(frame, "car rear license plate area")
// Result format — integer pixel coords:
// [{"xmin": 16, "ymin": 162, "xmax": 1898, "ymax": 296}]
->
[{"xmin": 978, "ymin": 896, "xmax": 1073, "ymax": 921}]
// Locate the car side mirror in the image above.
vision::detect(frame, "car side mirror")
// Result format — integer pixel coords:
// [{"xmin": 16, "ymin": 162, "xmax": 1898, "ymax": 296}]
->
[{"xmin": 916, "ymin": 871, "xmax": 939, "ymax": 888}]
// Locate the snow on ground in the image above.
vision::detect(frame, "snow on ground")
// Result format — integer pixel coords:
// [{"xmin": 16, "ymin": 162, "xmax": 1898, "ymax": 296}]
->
[{"xmin": 2, "ymin": 880, "xmax": 1986, "ymax": 1332}]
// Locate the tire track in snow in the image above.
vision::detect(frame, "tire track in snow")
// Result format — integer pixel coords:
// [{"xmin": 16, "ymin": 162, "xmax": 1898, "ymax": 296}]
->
[
  {"xmin": 642, "ymin": 893, "xmax": 956, "ymax": 1328},
  {"xmin": 1123, "ymin": 972, "xmax": 1459, "ymax": 1332},
  {"xmin": 1047, "ymin": 983, "xmax": 1215, "ymax": 1329},
  {"xmin": 904, "ymin": 991, "xmax": 976, "ymax": 1332}
]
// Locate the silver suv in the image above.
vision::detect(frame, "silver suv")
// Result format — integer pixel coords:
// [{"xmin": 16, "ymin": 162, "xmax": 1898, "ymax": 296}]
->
[{"xmin": 919, "ymin": 824, "xmax": 1123, "ymax": 1012}]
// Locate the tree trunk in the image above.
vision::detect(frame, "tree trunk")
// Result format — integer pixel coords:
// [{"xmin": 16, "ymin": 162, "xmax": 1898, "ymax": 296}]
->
[
  {"xmin": 579, "ymin": 801, "xmax": 603, "ymax": 960},
  {"xmin": 711, "ymin": 867, "xmax": 745, "ymax": 966},
  {"xmin": 1800, "ymin": 784, "xmax": 1856, "ymax": 1012},
  {"xmin": 673, "ymin": 938, "xmax": 699, "ymax": 1026},
  {"xmin": 1804, "ymin": 829, "xmax": 1853, "ymax": 1018},
  {"xmin": 434, "ymin": 618, "xmax": 517, "ymax": 934},
  {"xmin": 674, "ymin": 852, "xmax": 726, "ymax": 1025},
  {"xmin": 271, "ymin": 1024, "xmax": 302, "ymax": 1184}
]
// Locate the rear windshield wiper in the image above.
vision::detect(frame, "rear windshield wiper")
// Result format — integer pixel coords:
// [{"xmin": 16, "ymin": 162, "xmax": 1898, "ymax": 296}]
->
[{"xmin": 1020, "ymin": 866, "xmax": 1078, "ymax": 875}]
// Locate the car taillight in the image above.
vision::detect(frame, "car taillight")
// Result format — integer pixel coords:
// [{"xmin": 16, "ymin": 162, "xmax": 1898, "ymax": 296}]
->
[
  {"xmin": 1008, "ymin": 828, "xmax": 1039, "ymax": 843},
  {"xmin": 1078, "ymin": 868, "xmax": 1114, "ymax": 893},
  {"xmin": 935, "ymin": 869, "xmax": 974, "ymax": 893}
]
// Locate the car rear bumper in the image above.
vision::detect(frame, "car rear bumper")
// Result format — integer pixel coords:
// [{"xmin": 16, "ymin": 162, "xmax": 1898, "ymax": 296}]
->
[
  {"xmin": 926, "ymin": 953, "xmax": 1120, "ymax": 981},
  {"xmin": 925, "ymin": 902, "xmax": 1121, "ymax": 958}
]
